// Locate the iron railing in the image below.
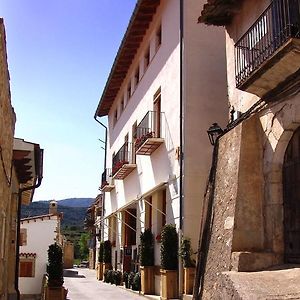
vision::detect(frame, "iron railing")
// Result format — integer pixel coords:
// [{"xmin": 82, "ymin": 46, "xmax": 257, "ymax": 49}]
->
[
  {"xmin": 112, "ymin": 142, "xmax": 134, "ymax": 176},
  {"xmin": 235, "ymin": 0, "xmax": 300, "ymax": 87},
  {"xmin": 136, "ymin": 111, "xmax": 162, "ymax": 139},
  {"xmin": 101, "ymin": 168, "xmax": 113, "ymax": 188}
]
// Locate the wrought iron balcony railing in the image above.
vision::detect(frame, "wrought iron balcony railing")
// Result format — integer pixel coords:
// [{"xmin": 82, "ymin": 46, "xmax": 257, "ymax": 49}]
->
[
  {"xmin": 100, "ymin": 168, "xmax": 114, "ymax": 191},
  {"xmin": 112, "ymin": 142, "xmax": 136, "ymax": 179},
  {"xmin": 135, "ymin": 111, "xmax": 164, "ymax": 155},
  {"xmin": 235, "ymin": 0, "xmax": 300, "ymax": 88}
]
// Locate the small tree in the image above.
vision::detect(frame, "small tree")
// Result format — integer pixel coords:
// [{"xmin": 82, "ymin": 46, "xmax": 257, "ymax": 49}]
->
[
  {"xmin": 103, "ymin": 240, "xmax": 112, "ymax": 264},
  {"xmin": 139, "ymin": 229, "xmax": 154, "ymax": 266},
  {"xmin": 47, "ymin": 243, "xmax": 64, "ymax": 287},
  {"xmin": 179, "ymin": 237, "xmax": 196, "ymax": 268},
  {"xmin": 98, "ymin": 241, "xmax": 104, "ymax": 263},
  {"xmin": 160, "ymin": 224, "xmax": 178, "ymax": 270},
  {"xmin": 79, "ymin": 233, "xmax": 89, "ymax": 259}
]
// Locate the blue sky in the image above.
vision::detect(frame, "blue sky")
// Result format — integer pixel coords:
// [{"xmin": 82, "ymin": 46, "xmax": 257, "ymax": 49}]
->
[{"xmin": 1, "ymin": 0, "xmax": 136, "ymax": 200}]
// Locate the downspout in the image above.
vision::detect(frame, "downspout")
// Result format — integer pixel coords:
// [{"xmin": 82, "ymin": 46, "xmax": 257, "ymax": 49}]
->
[
  {"xmin": 179, "ymin": 0, "xmax": 184, "ymax": 297},
  {"xmin": 94, "ymin": 115, "xmax": 107, "ymax": 250},
  {"xmin": 15, "ymin": 150, "xmax": 43, "ymax": 300},
  {"xmin": 94, "ymin": 115, "xmax": 107, "ymax": 171}
]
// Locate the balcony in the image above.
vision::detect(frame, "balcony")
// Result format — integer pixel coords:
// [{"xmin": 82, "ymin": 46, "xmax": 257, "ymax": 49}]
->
[
  {"xmin": 235, "ymin": 0, "xmax": 300, "ymax": 98},
  {"xmin": 135, "ymin": 111, "xmax": 164, "ymax": 155},
  {"xmin": 100, "ymin": 168, "xmax": 114, "ymax": 192},
  {"xmin": 112, "ymin": 142, "xmax": 136, "ymax": 180}
]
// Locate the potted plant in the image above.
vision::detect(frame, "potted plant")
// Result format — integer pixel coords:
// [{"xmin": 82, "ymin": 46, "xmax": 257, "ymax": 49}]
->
[
  {"xmin": 179, "ymin": 237, "xmax": 196, "ymax": 295},
  {"xmin": 139, "ymin": 229, "xmax": 155, "ymax": 294},
  {"xmin": 102, "ymin": 240, "xmax": 112, "ymax": 277},
  {"xmin": 123, "ymin": 271, "xmax": 129, "ymax": 288},
  {"xmin": 113, "ymin": 270, "xmax": 122, "ymax": 285},
  {"xmin": 132, "ymin": 272, "xmax": 141, "ymax": 291},
  {"xmin": 97, "ymin": 241, "xmax": 104, "ymax": 280},
  {"xmin": 46, "ymin": 243, "xmax": 65, "ymax": 300},
  {"xmin": 160, "ymin": 224, "xmax": 178, "ymax": 300}
]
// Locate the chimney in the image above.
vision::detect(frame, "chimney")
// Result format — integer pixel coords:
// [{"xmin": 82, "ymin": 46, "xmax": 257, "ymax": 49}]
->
[{"xmin": 49, "ymin": 200, "xmax": 57, "ymax": 215}]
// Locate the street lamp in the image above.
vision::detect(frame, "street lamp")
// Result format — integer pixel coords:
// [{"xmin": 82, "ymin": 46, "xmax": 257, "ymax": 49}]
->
[{"xmin": 207, "ymin": 123, "xmax": 223, "ymax": 145}]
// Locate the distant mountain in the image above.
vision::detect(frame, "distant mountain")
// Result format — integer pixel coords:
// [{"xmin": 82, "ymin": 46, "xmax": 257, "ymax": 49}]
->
[
  {"xmin": 36, "ymin": 197, "xmax": 94, "ymax": 208},
  {"xmin": 58, "ymin": 198, "xmax": 94, "ymax": 207},
  {"xmin": 21, "ymin": 197, "xmax": 94, "ymax": 228}
]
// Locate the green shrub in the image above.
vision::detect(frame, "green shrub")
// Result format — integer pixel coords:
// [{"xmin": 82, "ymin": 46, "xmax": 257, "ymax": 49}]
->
[
  {"xmin": 160, "ymin": 224, "xmax": 178, "ymax": 270},
  {"xmin": 132, "ymin": 272, "xmax": 141, "ymax": 291},
  {"xmin": 103, "ymin": 240, "xmax": 112, "ymax": 264},
  {"xmin": 128, "ymin": 272, "xmax": 135, "ymax": 289},
  {"xmin": 179, "ymin": 237, "xmax": 196, "ymax": 268},
  {"xmin": 123, "ymin": 271, "xmax": 129, "ymax": 288},
  {"xmin": 98, "ymin": 241, "xmax": 104, "ymax": 263},
  {"xmin": 113, "ymin": 270, "xmax": 122, "ymax": 285},
  {"xmin": 139, "ymin": 229, "xmax": 154, "ymax": 266},
  {"xmin": 47, "ymin": 243, "xmax": 64, "ymax": 287},
  {"xmin": 104, "ymin": 269, "xmax": 114, "ymax": 284}
]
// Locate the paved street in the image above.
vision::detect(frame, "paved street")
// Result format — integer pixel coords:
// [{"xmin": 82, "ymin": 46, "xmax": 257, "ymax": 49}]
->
[{"xmin": 64, "ymin": 268, "xmax": 148, "ymax": 300}]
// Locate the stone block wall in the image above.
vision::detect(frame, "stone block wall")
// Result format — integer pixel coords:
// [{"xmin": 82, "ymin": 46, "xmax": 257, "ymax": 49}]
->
[
  {"xmin": 201, "ymin": 124, "xmax": 242, "ymax": 299},
  {"xmin": 201, "ymin": 116, "xmax": 266, "ymax": 299},
  {"xmin": 0, "ymin": 18, "xmax": 16, "ymax": 300}
]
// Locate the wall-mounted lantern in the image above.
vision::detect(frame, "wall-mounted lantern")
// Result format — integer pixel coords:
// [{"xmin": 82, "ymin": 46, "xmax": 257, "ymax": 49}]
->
[{"xmin": 207, "ymin": 123, "xmax": 223, "ymax": 145}]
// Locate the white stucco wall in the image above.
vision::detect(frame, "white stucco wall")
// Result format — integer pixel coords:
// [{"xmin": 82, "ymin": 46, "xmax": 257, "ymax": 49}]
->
[
  {"xmin": 105, "ymin": 0, "xmax": 181, "ymax": 221},
  {"xmin": 101, "ymin": 0, "xmax": 228, "ymax": 269},
  {"xmin": 182, "ymin": 0, "xmax": 228, "ymax": 252},
  {"xmin": 19, "ymin": 216, "xmax": 59, "ymax": 295}
]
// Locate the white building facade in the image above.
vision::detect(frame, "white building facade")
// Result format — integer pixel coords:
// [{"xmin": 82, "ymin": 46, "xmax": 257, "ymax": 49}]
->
[
  {"xmin": 19, "ymin": 209, "xmax": 61, "ymax": 299},
  {"xmin": 95, "ymin": 0, "xmax": 228, "ymax": 295}
]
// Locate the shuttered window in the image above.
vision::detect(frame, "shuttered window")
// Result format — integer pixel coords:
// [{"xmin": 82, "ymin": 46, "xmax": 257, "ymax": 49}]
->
[{"xmin": 19, "ymin": 258, "xmax": 35, "ymax": 277}]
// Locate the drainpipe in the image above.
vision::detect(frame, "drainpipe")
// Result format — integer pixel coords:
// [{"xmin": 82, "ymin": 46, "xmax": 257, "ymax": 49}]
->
[
  {"xmin": 94, "ymin": 115, "xmax": 107, "ymax": 251},
  {"xmin": 94, "ymin": 115, "xmax": 107, "ymax": 171},
  {"xmin": 15, "ymin": 150, "xmax": 43, "ymax": 300},
  {"xmin": 179, "ymin": 0, "xmax": 184, "ymax": 297}
]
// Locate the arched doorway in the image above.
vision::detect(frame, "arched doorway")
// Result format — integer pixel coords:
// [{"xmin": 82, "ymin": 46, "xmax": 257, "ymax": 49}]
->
[{"xmin": 283, "ymin": 126, "xmax": 300, "ymax": 263}]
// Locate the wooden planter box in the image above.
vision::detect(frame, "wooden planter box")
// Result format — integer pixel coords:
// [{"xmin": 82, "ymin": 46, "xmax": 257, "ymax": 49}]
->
[
  {"xmin": 45, "ymin": 286, "xmax": 65, "ymax": 300},
  {"xmin": 184, "ymin": 267, "xmax": 195, "ymax": 295},
  {"xmin": 140, "ymin": 266, "xmax": 155, "ymax": 295},
  {"xmin": 160, "ymin": 269, "xmax": 178, "ymax": 300},
  {"xmin": 97, "ymin": 262, "xmax": 103, "ymax": 280}
]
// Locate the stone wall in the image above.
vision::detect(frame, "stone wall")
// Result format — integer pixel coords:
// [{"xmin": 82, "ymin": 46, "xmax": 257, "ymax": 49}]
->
[
  {"xmin": 201, "ymin": 124, "xmax": 242, "ymax": 299},
  {"xmin": 0, "ymin": 18, "xmax": 16, "ymax": 300},
  {"xmin": 201, "ymin": 116, "xmax": 267, "ymax": 299}
]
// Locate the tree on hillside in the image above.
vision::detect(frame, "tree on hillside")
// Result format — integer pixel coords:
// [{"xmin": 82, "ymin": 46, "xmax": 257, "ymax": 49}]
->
[{"xmin": 79, "ymin": 233, "xmax": 89, "ymax": 259}]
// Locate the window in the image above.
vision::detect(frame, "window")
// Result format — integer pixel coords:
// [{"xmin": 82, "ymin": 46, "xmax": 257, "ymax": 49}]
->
[
  {"xmin": 144, "ymin": 47, "xmax": 150, "ymax": 69},
  {"xmin": 134, "ymin": 67, "xmax": 139, "ymax": 89},
  {"xmin": 120, "ymin": 98, "xmax": 124, "ymax": 113},
  {"xmin": 156, "ymin": 25, "xmax": 162, "ymax": 49},
  {"xmin": 121, "ymin": 98, "xmax": 125, "ymax": 112},
  {"xmin": 19, "ymin": 256, "xmax": 36, "ymax": 277},
  {"xmin": 20, "ymin": 228, "xmax": 27, "ymax": 246},
  {"xmin": 127, "ymin": 83, "xmax": 131, "ymax": 101},
  {"xmin": 113, "ymin": 110, "xmax": 118, "ymax": 126}
]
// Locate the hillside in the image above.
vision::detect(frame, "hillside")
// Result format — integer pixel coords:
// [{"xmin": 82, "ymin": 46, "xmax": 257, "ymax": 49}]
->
[{"xmin": 21, "ymin": 197, "xmax": 94, "ymax": 228}]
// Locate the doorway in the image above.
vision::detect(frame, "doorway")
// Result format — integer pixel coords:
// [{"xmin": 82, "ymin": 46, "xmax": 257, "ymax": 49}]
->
[{"xmin": 283, "ymin": 126, "xmax": 300, "ymax": 263}]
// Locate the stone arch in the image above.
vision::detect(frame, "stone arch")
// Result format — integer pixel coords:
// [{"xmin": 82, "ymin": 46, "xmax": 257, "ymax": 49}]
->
[{"xmin": 261, "ymin": 98, "xmax": 300, "ymax": 263}]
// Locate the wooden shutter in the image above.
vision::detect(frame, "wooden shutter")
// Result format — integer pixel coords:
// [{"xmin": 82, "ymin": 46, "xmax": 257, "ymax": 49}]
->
[{"xmin": 19, "ymin": 261, "xmax": 33, "ymax": 277}]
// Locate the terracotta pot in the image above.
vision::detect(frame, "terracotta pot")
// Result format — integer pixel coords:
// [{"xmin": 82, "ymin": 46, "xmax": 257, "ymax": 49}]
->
[
  {"xmin": 160, "ymin": 269, "xmax": 178, "ymax": 300},
  {"xmin": 140, "ymin": 266, "xmax": 155, "ymax": 295}
]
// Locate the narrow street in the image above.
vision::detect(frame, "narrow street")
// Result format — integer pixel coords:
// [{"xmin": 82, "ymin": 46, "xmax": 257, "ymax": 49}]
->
[{"xmin": 64, "ymin": 268, "xmax": 149, "ymax": 300}]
